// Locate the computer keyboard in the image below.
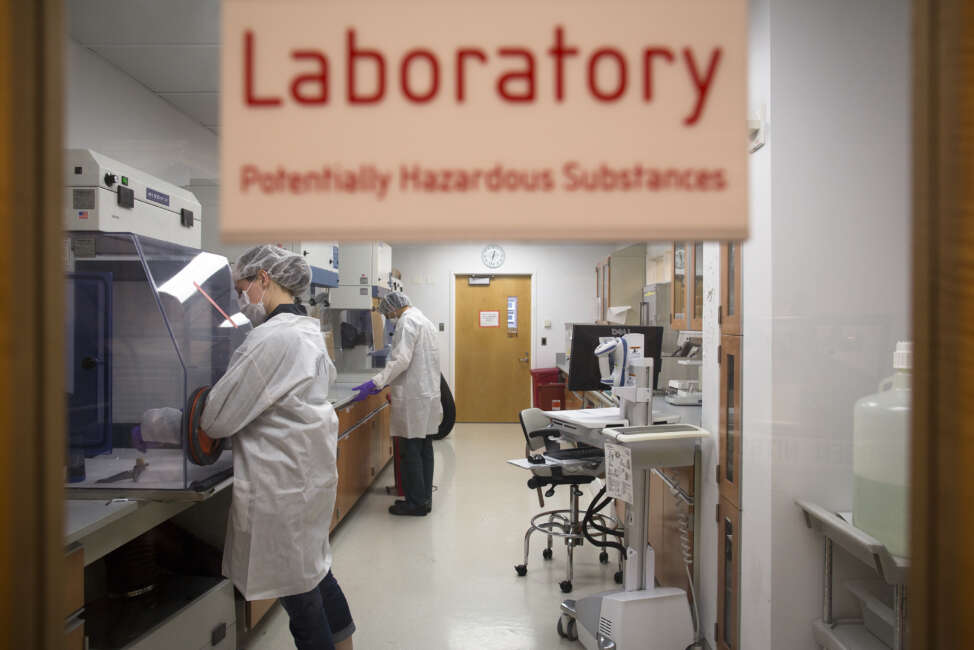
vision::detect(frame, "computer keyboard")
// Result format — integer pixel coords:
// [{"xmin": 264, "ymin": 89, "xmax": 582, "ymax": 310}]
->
[{"xmin": 546, "ymin": 446, "xmax": 604, "ymax": 461}]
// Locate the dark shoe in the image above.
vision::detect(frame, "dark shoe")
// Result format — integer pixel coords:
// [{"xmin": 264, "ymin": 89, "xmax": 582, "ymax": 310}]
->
[
  {"xmin": 389, "ymin": 502, "xmax": 427, "ymax": 516},
  {"xmin": 395, "ymin": 499, "xmax": 431, "ymax": 514}
]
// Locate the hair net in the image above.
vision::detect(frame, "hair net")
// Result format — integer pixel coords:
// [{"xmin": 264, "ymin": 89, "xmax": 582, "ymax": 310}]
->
[
  {"xmin": 378, "ymin": 291, "xmax": 411, "ymax": 317},
  {"xmin": 235, "ymin": 245, "xmax": 312, "ymax": 295}
]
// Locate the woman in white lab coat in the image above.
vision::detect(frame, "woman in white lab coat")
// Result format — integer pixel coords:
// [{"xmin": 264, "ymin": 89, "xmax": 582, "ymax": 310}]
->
[
  {"xmin": 200, "ymin": 245, "xmax": 354, "ymax": 650},
  {"xmin": 352, "ymin": 292, "xmax": 442, "ymax": 516}
]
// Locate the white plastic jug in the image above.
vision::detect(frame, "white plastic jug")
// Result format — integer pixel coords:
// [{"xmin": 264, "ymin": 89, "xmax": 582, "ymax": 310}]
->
[{"xmin": 852, "ymin": 341, "xmax": 912, "ymax": 557}]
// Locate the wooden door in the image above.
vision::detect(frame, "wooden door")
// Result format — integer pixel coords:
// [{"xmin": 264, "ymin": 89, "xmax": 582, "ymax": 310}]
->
[
  {"xmin": 720, "ymin": 242, "xmax": 743, "ymax": 335},
  {"xmin": 718, "ymin": 335, "xmax": 743, "ymax": 508},
  {"xmin": 1, "ymin": 0, "xmax": 66, "ymax": 646},
  {"xmin": 716, "ymin": 498, "xmax": 742, "ymax": 650},
  {"xmin": 911, "ymin": 1, "xmax": 974, "ymax": 646},
  {"xmin": 455, "ymin": 275, "xmax": 532, "ymax": 422}
]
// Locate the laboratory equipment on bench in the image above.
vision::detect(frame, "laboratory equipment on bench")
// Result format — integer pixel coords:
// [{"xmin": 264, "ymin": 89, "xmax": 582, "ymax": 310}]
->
[
  {"xmin": 64, "ymin": 153, "xmax": 250, "ymax": 498},
  {"xmin": 95, "ymin": 458, "xmax": 149, "ymax": 484},
  {"xmin": 557, "ymin": 423, "xmax": 708, "ymax": 650},
  {"xmin": 853, "ymin": 341, "xmax": 912, "ymax": 557},
  {"xmin": 594, "ymin": 333, "xmax": 655, "ymax": 426},
  {"xmin": 567, "ymin": 324, "xmax": 663, "ymax": 393},
  {"xmin": 329, "ymin": 241, "xmax": 392, "ymax": 309},
  {"xmin": 665, "ymin": 341, "xmax": 703, "ymax": 406}
]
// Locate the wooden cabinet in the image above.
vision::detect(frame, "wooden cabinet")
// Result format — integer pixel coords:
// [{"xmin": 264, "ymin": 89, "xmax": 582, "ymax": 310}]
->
[
  {"xmin": 718, "ymin": 335, "xmax": 743, "ymax": 508},
  {"xmin": 716, "ymin": 498, "xmax": 742, "ymax": 650},
  {"xmin": 331, "ymin": 389, "xmax": 393, "ymax": 531},
  {"xmin": 670, "ymin": 241, "xmax": 705, "ymax": 331},
  {"xmin": 565, "ymin": 389, "xmax": 584, "ymax": 411},
  {"xmin": 720, "ymin": 242, "xmax": 743, "ymax": 335},
  {"xmin": 671, "ymin": 242, "xmax": 690, "ymax": 330},
  {"xmin": 690, "ymin": 242, "xmax": 704, "ymax": 330},
  {"xmin": 65, "ymin": 544, "xmax": 85, "ymax": 649}
]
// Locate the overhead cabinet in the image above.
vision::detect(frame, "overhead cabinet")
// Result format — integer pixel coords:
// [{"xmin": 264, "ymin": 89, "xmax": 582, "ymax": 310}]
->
[
  {"xmin": 669, "ymin": 241, "xmax": 705, "ymax": 332},
  {"xmin": 720, "ymin": 242, "xmax": 743, "ymax": 335}
]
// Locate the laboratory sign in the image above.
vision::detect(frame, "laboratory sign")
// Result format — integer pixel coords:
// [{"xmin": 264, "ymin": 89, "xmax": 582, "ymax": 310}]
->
[{"xmin": 221, "ymin": 0, "xmax": 747, "ymax": 241}]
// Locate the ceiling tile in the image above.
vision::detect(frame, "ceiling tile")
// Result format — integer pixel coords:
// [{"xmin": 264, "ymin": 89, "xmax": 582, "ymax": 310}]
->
[
  {"xmin": 157, "ymin": 92, "xmax": 220, "ymax": 128},
  {"xmin": 68, "ymin": 0, "xmax": 220, "ymax": 45},
  {"xmin": 91, "ymin": 45, "xmax": 219, "ymax": 93}
]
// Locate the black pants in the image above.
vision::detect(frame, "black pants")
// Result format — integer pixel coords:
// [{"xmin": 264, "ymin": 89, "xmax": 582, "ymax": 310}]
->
[
  {"xmin": 399, "ymin": 435, "xmax": 433, "ymax": 508},
  {"xmin": 279, "ymin": 571, "xmax": 355, "ymax": 650}
]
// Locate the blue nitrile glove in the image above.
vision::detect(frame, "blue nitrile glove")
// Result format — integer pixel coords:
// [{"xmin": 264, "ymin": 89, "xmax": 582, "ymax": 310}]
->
[{"xmin": 352, "ymin": 380, "xmax": 378, "ymax": 402}]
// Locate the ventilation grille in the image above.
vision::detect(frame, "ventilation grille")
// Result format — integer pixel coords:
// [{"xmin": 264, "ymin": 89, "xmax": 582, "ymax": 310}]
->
[{"xmin": 599, "ymin": 616, "xmax": 613, "ymax": 639}]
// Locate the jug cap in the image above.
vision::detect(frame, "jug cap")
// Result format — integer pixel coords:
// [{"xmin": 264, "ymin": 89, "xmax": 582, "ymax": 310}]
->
[{"xmin": 894, "ymin": 341, "xmax": 912, "ymax": 370}]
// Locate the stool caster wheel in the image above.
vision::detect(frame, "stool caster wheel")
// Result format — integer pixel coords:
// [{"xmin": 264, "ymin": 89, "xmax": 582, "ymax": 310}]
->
[
  {"xmin": 515, "ymin": 564, "xmax": 527, "ymax": 577},
  {"xmin": 614, "ymin": 571, "xmax": 623, "ymax": 584},
  {"xmin": 557, "ymin": 615, "xmax": 578, "ymax": 641},
  {"xmin": 599, "ymin": 551, "xmax": 609, "ymax": 564},
  {"xmin": 542, "ymin": 548, "xmax": 553, "ymax": 560},
  {"xmin": 560, "ymin": 580, "xmax": 573, "ymax": 593}
]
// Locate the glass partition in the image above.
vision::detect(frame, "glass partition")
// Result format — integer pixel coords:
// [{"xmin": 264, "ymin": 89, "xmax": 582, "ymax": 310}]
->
[{"xmin": 65, "ymin": 232, "xmax": 250, "ymax": 494}]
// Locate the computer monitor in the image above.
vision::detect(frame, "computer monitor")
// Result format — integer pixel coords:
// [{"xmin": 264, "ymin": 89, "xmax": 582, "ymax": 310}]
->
[{"xmin": 567, "ymin": 324, "xmax": 663, "ymax": 391}]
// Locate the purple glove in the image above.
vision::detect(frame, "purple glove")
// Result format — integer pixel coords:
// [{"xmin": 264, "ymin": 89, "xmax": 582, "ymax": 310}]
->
[{"xmin": 352, "ymin": 380, "xmax": 379, "ymax": 402}]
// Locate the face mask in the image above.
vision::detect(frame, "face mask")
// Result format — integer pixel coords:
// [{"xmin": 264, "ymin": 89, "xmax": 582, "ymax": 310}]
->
[
  {"xmin": 238, "ymin": 280, "xmax": 267, "ymax": 325},
  {"xmin": 241, "ymin": 302, "xmax": 267, "ymax": 326}
]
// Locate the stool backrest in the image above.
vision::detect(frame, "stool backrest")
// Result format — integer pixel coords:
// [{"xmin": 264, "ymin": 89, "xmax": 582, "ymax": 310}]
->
[{"xmin": 519, "ymin": 408, "xmax": 551, "ymax": 455}]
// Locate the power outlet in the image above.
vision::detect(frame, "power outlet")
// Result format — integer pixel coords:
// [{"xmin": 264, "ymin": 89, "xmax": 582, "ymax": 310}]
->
[{"xmin": 541, "ymin": 337, "xmax": 547, "ymax": 346}]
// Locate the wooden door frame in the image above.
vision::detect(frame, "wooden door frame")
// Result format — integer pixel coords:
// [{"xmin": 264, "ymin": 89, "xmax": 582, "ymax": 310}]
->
[
  {"xmin": 449, "ymin": 272, "xmax": 537, "ymax": 404},
  {"xmin": 1, "ymin": 0, "xmax": 66, "ymax": 647},
  {"xmin": 911, "ymin": 0, "xmax": 974, "ymax": 647}
]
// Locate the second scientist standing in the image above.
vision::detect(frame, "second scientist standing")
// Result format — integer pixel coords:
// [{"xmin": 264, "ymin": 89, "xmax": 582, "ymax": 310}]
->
[{"xmin": 353, "ymin": 292, "xmax": 441, "ymax": 516}]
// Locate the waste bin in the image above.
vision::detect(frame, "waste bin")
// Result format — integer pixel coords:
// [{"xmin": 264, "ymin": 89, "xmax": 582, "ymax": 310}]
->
[
  {"xmin": 530, "ymin": 368, "xmax": 563, "ymax": 409},
  {"xmin": 537, "ymin": 382, "xmax": 566, "ymax": 411}
]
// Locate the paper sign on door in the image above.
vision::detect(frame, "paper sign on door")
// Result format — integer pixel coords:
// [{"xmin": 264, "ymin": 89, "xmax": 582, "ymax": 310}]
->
[{"xmin": 480, "ymin": 311, "xmax": 500, "ymax": 328}]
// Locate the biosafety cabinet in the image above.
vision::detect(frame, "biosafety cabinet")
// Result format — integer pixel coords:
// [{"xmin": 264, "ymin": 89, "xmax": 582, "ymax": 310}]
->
[
  {"xmin": 63, "ymin": 152, "xmax": 250, "ymax": 499},
  {"xmin": 64, "ymin": 231, "xmax": 249, "ymax": 498}
]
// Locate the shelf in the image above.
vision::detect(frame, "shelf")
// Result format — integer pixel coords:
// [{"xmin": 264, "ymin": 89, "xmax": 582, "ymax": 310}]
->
[
  {"xmin": 796, "ymin": 500, "xmax": 908, "ymax": 585},
  {"xmin": 813, "ymin": 619, "xmax": 889, "ymax": 650}
]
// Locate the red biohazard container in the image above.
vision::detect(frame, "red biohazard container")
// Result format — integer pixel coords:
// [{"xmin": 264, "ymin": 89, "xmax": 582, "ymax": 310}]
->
[
  {"xmin": 537, "ymin": 383, "xmax": 566, "ymax": 411},
  {"xmin": 530, "ymin": 368, "xmax": 563, "ymax": 409}
]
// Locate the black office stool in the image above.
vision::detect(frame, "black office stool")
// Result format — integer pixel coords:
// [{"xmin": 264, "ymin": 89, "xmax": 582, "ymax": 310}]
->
[{"xmin": 514, "ymin": 408, "xmax": 621, "ymax": 593}]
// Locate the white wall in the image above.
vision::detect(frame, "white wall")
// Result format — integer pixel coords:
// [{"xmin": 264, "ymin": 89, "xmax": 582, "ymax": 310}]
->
[
  {"xmin": 737, "ymin": 0, "xmax": 912, "ymax": 648},
  {"xmin": 64, "ymin": 38, "xmax": 219, "ymax": 196},
  {"xmin": 391, "ymin": 243, "xmax": 617, "ymax": 387}
]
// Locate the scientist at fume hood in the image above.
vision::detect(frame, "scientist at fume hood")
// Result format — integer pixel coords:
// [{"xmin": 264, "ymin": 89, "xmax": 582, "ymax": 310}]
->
[
  {"xmin": 200, "ymin": 245, "xmax": 355, "ymax": 650},
  {"xmin": 353, "ymin": 292, "xmax": 442, "ymax": 517}
]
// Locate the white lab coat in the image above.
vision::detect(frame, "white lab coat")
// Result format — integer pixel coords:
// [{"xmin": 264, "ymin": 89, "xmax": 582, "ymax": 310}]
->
[
  {"xmin": 200, "ymin": 313, "xmax": 339, "ymax": 601},
  {"xmin": 372, "ymin": 307, "xmax": 442, "ymax": 439}
]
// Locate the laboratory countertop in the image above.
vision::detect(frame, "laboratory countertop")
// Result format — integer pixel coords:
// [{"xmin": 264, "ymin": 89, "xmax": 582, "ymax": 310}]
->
[
  {"xmin": 555, "ymin": 363, "xmax": 701, "ymax": 427},
  {"xmin": 331, "ymin": 372, "xmax": 383, "ymax": 410},
  {"xmin": 64, "ymin": 373, "xmax": 382, "ymax": 547},
  {"xmin": 65, "ymin": 499, "xmax": 139, "ymax": 545}
]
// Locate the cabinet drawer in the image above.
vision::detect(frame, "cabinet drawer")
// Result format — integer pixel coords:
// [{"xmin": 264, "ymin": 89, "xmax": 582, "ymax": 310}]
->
[
  {"xmin": 64, "ymin": 544, "xmax": 84, "ymax": 619},
  {"xmin": 127, "ymin": 579, "xmax": 235, "ymax": 650}
]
